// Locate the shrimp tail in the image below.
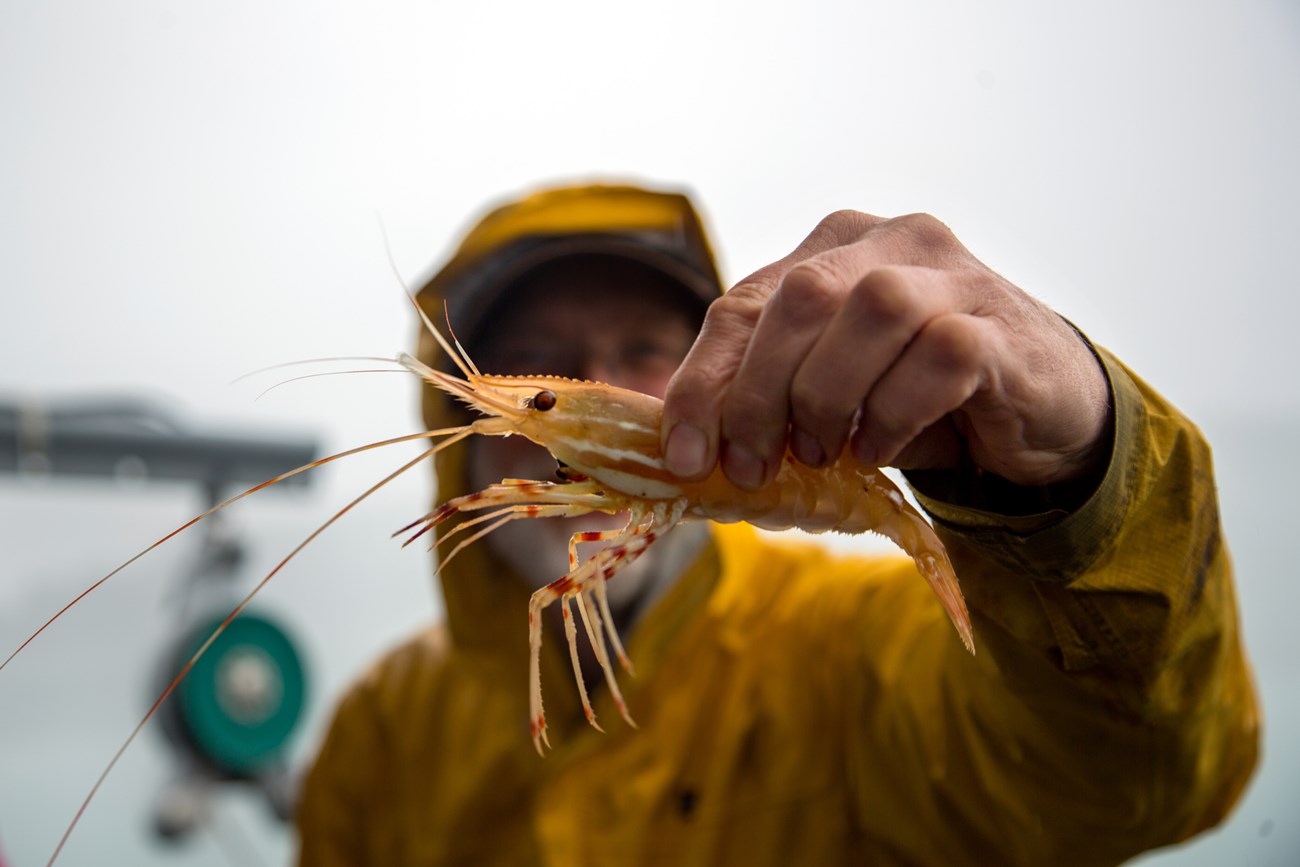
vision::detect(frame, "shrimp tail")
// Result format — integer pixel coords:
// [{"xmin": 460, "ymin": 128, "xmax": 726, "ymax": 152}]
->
[
  {"xmin": 914, "ymin": 546, "xmax": 975, "ymax": 655},
  {"xmin": 861, "ymin": 472, "xmax": 975, "ymax": 655}
]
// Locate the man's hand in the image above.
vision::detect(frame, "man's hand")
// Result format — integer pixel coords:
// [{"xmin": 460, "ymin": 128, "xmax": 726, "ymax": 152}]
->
[{"xmin": 661, "ymin": 210, "xmax": 1112, "ymax": 491}]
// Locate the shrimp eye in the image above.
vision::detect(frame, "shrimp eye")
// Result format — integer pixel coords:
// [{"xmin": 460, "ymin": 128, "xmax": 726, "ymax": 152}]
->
[{"xmin": 533, "ymin": 389, "xmax": 557, "ymax": 412}]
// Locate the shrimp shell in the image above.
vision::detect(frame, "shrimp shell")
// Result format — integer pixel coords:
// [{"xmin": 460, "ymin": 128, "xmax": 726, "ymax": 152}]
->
[{"xmin": 397, "ymin": 327, "xmax": 975, "ymax": 754}]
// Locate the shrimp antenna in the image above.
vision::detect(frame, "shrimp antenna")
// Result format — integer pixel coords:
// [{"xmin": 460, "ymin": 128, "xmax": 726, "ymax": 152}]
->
[
  {"xmin": 0, "ymin": 426, "xmax": 471, "ymax": 675},
  {"xmin": 374, "ymin": 213, "xmax": 478, "ymax": 380},
  {"xmin": 254, "ymin": 369, "xmax": 409, "ymax": 402},
  {"xmin": 442, "ymin": 298, "xmax": 481, "ymax": 377},
  {"xmin": 231, "ymin": 356, "xmax": 403, "ymax": 385},
  {"xmin": 394, "ymin": 352, "xmax": 517, "ymax": 417},
  {"xmin": 406, "ymin": 291, "xmax": 476, "ymax": 380},
  {"xmin": 43, "ymin": 428, "xmax": 475, "ymax": 866}
]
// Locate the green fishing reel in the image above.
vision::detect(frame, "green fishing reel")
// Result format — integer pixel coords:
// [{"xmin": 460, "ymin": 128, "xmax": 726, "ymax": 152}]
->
[{"xmin": 168, "ymin": 611, "xmax": 307, "ymax": 776}]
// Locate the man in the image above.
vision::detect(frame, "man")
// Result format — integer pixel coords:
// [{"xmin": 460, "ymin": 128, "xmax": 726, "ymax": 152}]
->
[{"xmin": 296, "ymin": 183, "xmax": 1258, "ymax": 865}]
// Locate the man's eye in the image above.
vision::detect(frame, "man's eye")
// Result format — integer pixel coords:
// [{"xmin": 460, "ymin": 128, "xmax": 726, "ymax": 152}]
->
[{"xmin": 623, "ymin": 342, "xmax": 659, "ymax": 359}]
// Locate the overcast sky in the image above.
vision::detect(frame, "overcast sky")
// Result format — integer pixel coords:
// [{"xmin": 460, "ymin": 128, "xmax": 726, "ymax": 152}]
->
[
  {"xmin": 1, "ymin": 1, "xmax": 1297, "ymax": 864},
  {"xmin": 3, "ymin": 0, "xmax": 1298, "ymax": 450}
]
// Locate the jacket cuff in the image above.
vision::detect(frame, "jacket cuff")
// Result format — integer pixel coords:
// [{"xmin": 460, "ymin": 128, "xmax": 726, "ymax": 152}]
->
[{"xmin": 903, "ymin": 346, "xmax": 1143, "ymax": 584}]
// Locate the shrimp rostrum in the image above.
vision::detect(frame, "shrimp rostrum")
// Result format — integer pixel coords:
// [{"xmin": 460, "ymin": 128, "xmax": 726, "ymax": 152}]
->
[{"xmin": 402, "ymin": 315, "xmax": 976, "ymax": 755}]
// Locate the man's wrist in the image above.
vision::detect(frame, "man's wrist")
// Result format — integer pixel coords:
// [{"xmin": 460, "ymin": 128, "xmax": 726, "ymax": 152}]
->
[{"xmin": 902, "ymin": 344, "xmax": 1141, "ymax": 584}]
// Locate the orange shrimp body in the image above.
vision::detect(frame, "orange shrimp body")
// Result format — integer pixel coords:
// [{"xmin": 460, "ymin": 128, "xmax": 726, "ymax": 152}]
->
[{"xmin": 398, "ymin": 342, "xmax": 974, "ymax": 755}]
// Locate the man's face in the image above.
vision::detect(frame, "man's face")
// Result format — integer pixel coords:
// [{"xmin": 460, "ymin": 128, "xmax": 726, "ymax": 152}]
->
[{"xmin": 463, "ymin": 258, "xmax": 708, "ymax": 617}]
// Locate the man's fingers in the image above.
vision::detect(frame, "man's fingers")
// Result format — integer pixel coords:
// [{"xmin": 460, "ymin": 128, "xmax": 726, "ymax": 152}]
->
[
  {"xmin": 785, "ymin": 266, "xmax": 955, "ymax": 469},
  {"xmin": 661, "ymin": 211, "xmax": 886, "ymax": 480},
  {"xmin": 662, "ymin": 287, "xmax": 764, "ymax": 478},
  {"xmin": 851, "ymin": 313, "xmax": 994, "ymax": 467},
  {"xmin": 667, "ymin": 208, "xmax": 1109, "ymax": 488},
  {"xmin": 717, "ymin": 257, "xmax": 858, "ymax": 488}
]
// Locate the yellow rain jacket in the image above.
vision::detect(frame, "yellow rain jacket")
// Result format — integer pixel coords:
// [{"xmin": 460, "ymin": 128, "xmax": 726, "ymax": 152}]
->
[{"xmin": 296, "ymin": 186, "xmax": 1259, "ymax": 866}]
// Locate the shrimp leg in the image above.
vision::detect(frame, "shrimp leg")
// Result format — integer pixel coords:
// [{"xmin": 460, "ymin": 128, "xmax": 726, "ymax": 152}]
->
[{"xmin": 528, "ymin": 515, "xmax": 678, "ymax": 754}]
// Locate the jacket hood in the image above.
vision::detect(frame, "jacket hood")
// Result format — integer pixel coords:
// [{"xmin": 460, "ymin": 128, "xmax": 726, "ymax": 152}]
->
[{"xmin": 412, "ymin": 182, "xmax": 724, "ymax": 660}]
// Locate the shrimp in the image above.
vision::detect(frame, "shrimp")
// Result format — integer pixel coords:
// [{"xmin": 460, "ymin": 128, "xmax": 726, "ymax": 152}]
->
[
  {"xmin": 396, "ymin": 310, "xmax": 976, "ymax": 754},
  {"xmin": 3, "ymin": 298, "xmax": 972, "ymax": 862}
]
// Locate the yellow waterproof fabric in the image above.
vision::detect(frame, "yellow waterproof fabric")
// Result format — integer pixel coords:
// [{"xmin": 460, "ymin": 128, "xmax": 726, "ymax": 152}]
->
[
  {"xmin": 297, "ymin": 353, "xmax": 1258, "ymax": 867},
  {"xmin": 296, "ymin": 184, "xmax": 1258, "ymax": 865},
  {"xmin": 425, "ymin": 184, "xmax": 721, "ymax": 291}
]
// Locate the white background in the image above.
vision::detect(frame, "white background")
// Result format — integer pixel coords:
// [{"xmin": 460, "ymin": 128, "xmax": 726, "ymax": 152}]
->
[{"xmin": 1, "ymin": 1, "xmax": 1297, "ymax": 864}]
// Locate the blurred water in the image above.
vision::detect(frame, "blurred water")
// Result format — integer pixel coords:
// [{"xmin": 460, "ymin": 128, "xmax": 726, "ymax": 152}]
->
[{"xmin": 0, "ymin": 415, "xmax": 1294, "ymax": 866}]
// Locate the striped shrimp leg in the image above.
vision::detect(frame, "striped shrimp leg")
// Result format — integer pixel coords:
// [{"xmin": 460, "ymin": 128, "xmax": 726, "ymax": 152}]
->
[
  {"xmin": 395, "ymin": 479, "xmax": 628, "ymax": 547},
  {"xmin": 566, "ymin": 523, "xmax": 644, "ymax": 675},
  {"xmin": 528, "ymin": 511, "xmax": 678, "ymax": 755}
]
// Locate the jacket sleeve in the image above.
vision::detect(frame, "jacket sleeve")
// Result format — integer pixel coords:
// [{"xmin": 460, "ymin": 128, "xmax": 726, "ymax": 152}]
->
[{"xmin": 846, "ymin": 346, "xmax": 1260, "ymax": 865}]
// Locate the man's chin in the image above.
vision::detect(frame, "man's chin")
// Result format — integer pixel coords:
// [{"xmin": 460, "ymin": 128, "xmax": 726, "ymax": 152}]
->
[{"xmin": 486, "ymin": 513, "xmax": 638, "ymax": 590}]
